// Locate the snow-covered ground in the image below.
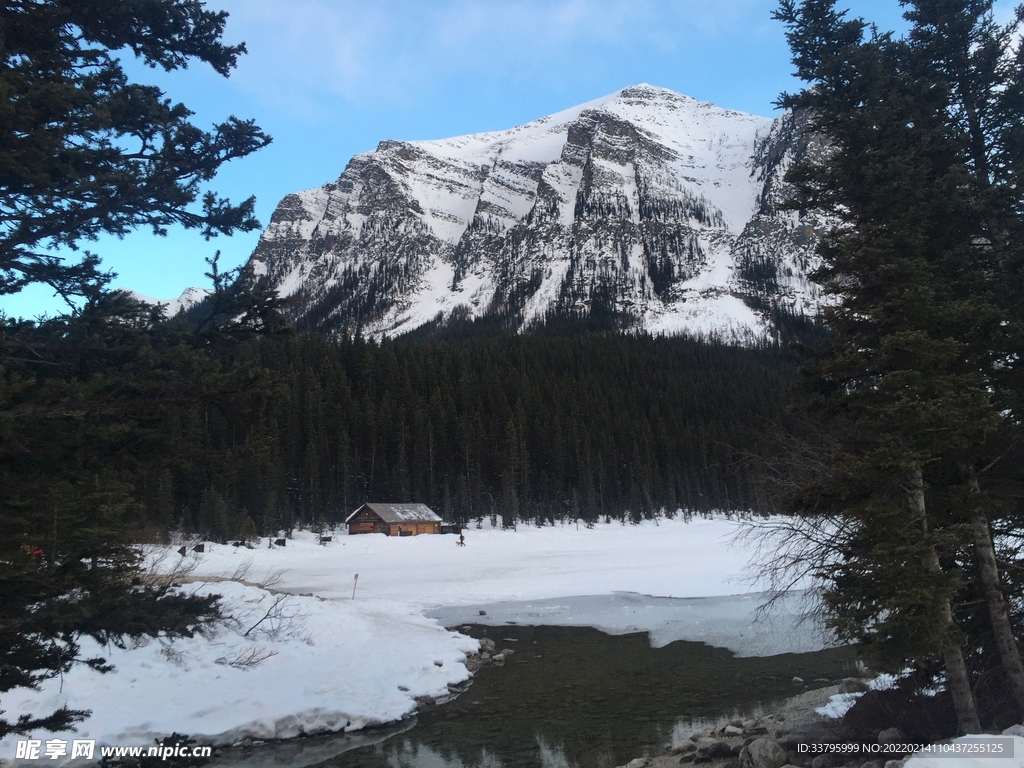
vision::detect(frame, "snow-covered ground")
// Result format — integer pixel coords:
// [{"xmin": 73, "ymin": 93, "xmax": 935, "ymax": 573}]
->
[{"xmin": 2, "ymin": 517, "xmax": 825, "ymax": 763}]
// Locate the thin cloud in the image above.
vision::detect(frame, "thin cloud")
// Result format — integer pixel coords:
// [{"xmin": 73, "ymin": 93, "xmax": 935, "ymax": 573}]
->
[{"xmin": 216, "ymin": 0, "xmax": 775, "ymax": 114}]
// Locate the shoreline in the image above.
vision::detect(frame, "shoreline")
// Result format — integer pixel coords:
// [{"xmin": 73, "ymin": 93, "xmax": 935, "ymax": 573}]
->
[
  {"xmin": 614, "ymin": 687, "xmax": 1024, "ymax": 768},
  {"xmin": 610, "ymin": 684, "xmax": 843, "ymax": 768},
  {"xmin": 204, "ymin": 631, "xmax": 850, "ymax": 768},
  {"xmin": 0, "ymin": 521, "xmax": 849, "ymax": 764},
  {"xmin": 613, "ymin": 683, "xmax": 856, "ymax": 768}
]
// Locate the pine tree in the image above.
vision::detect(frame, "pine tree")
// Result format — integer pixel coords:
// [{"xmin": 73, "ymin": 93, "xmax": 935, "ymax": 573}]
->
[
  {"xmin": 0, "ymin": 0, "xmax": 269, "ymax": 737},
  {"xmin": 774, "ymin": 0, "xmax": 1024, "ymax": 730},
  {"xmin": 0, "ymin": 0, "xmax": 270, "ymax": 302}
]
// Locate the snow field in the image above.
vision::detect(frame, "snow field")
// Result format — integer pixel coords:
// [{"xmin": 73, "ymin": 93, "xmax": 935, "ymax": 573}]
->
[
  {"xmin": 0, "ymin": 516, "xmax": 807, "ymax": 762},
  {"xmin": 0, "ymin": 580, "xmax": 476, "ymax": 760},
  {"xmin": 180, "ymin": 516, "xmax": 752, "ymax": 606}
]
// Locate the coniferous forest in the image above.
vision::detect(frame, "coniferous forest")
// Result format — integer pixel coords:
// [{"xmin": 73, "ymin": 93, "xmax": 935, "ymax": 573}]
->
[{"xmin": 3, "ymin": 301, "xmax": 803, "ymax": 543}]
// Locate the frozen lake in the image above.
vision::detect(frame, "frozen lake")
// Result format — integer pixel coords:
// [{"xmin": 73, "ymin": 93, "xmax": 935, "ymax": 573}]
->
[
  {"xmin": 429, "ymin": 590, "xmax": 830, "ymax": 657},
  {"xmin": 2, "ymin": 516, "xmax": 838, "ymax": 763}
]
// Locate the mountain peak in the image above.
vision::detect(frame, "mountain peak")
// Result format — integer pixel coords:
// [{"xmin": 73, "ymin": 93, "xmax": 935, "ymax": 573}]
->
[{"xmin": 246, "ymin": 90, "xmax": 823, "ymax": 340}]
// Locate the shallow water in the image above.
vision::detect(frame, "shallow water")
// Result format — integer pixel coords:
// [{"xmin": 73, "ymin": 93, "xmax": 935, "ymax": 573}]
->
[{"xmin": 232, "ymin": 625, "xmax": 855, "ymax": 768}]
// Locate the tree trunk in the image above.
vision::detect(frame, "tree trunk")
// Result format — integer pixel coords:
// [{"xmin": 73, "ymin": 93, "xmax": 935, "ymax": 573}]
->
[
  {"xmin": 969, "ymin": 472, "xmax": 1024, "ymax": 714},
  {"xmin": 908, "ymin": 469, "xmax": 981, "ymax": 734}
]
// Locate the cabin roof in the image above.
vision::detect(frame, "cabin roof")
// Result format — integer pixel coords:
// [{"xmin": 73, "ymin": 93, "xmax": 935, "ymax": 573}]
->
[{"xmin": 344, "ymin": 503, "xmax": 441, "ymax": 524}]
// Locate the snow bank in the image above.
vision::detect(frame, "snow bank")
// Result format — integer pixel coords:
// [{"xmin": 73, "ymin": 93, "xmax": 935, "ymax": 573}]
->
[
  {"xmin": 2, "ymin": 516, "xmax": 824, "ymax": 762},
  {"xmin": 0, "ymin": 581, "xmax": 475, "ymax": 756},
  {"xmin": 815, "ymin": 673, "xmax": 898, "ymax": 719}
]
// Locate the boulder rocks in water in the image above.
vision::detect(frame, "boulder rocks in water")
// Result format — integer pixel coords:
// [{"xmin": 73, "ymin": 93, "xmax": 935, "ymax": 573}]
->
[{"xmin": 739, "ymin": 738, "xmax": 788, "ymax": 768}]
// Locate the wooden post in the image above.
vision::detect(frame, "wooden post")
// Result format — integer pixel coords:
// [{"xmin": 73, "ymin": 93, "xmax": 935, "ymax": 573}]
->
[{"xmin": 352, "ymin": 573, "xmax": 359, "ymax": 600}]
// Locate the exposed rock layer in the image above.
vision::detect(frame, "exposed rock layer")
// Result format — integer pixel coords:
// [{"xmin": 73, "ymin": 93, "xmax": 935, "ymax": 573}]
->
[{"xmin": 245, "ymin": 85, "xmax": 827, "ymax": 340}]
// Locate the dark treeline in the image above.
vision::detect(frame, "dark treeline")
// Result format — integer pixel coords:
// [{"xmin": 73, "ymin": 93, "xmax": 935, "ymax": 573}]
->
[
  {"xmin": 2, "ymin": 299, "xmax": 803, "ymax": 542},
  {"xmin": 221, "ymin": 330, "xmax": 799, "ymax": 533}
]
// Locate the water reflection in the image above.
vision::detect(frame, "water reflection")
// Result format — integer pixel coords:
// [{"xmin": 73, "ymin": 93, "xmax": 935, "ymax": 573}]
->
[{"xmin": 323, "ymin": 625, "xmax": 855, "ymax": 768}]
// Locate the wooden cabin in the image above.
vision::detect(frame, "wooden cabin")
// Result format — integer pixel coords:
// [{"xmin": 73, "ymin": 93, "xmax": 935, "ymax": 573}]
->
[{"xmin": 345, "ymin": 503, "xmax": 442, "ymax": 536}]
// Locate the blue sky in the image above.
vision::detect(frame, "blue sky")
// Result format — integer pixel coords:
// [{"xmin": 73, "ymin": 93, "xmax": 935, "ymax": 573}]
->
[{"xmin": 2, "ymin": 0, "xmax": 997, "ymax": 319}]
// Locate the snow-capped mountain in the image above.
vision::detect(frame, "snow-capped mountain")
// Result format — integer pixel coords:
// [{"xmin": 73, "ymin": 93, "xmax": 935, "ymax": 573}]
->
[
  {"xmin": 245, "ymin": 84, "xmax": 826, "ymax": 340},
  {"xmin": 127, "ymin": 286, "xmax": 212, "ymax": 317}
]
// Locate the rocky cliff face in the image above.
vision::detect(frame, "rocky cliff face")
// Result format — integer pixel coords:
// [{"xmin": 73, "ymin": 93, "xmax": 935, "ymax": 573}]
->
[{"xmin": 245, "ymin": 85, "xmax": 826, "ymax": 340}]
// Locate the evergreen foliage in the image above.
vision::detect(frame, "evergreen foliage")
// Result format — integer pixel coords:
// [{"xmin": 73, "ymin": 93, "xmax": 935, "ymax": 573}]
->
[
  {"xmin": 2, "ymin": 321, "xmax": 800, "ymax": 539},
  {"xmin": 0, "ymin": 0, "xmax": 271, "ymax": 303},
  {"xmin": 0, "ymin": 0, "xmax": 268, "ymax": 738},
  {"xmin": 774, "ymin": 0, "xmax": 1024, "ymax": 731}
]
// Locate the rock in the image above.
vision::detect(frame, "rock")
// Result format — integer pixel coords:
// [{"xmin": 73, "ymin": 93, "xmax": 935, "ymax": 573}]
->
[
  {"xmin": 859, "ymin": 761, "xmax": 884, "ymax": 768},
  {"xmin": 397, "ymin": 685, "xmax": 409, "ymax": 691},
  {"xmin": 724, "ymin": 725, "xmax": 744, "ymax": 736},
  {"xmin": 877, "ymin": 727, "xmax": 904, "ymax": 744},
  {"xmin": 884, "ymin": 761, "xmax": 903, "ymax": 768},
  {"xmin": 741, "ymin": 719, "xmax": 759, "ymax": 730},
  {"xmin": 433, "ymin": 659, "xmax": 443, "ymax": 667},
  {"xmin": 699, "ymin": 741, "xmax": 733, "ymax": 759},
  {"xmin": 413, "ymin": 695, "xmax": 435, "ymax": 706},
  {"xmin": 625, "ymin": 759, "xmax": 649, "ymax": 768},
  {"xmin": 479, "ymin": 637, "xmax": 496, "ymax": 651},
  {"xmin": 479, "ymin": 610, "xmax": 487, "ymax": 615},
  {"xmin": 1003, "ymin": 724, "xmax": 1024, "ymax": 737},
  {"xmin": 839, "ymin": 677, "xmax": 871, "ymax": 694},
  {"xmin": 671, "ymin": 743, "xmax": 697, "ymax": 756},
  {"xmin": 775, "ymin": 721, "xmax": 842, "ymax": 751},
  {"xmin": 810, "ymin": 757, "xmax": 832, "ymax": 768},
  {"xmin": 739, "ymin": 738, "xmax": 788, "ymax": 768},
  {"xmin": 500, "ymin": 648, "xmax": 515, "ymax": 656},
  {"xmin": 492, "ymin": 653, "xmax": 505, "ymax": 662},
  {"xmin": 792, "ymin": 677, "xmax": 804, "ymax": 684}
]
